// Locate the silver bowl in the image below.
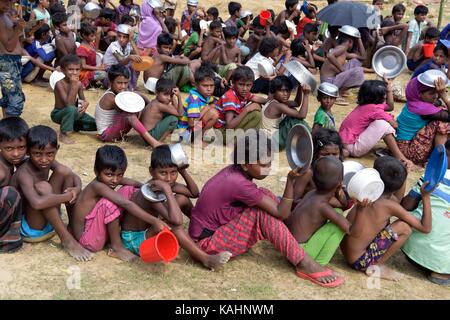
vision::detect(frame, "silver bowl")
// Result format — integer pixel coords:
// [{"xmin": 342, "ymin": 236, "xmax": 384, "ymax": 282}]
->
[
  {"xmin": 169, "ymin": 143, "xmax": 189, "ymax": 168},
  {"xmin": 338, "ymin": 25, "xmax": 360, "ymax": 38},
  {"xmin": 372, "ymin": 45, "xmax": 406, "ymax": 79},
  {"xmin": 318, "ymin": 82, "xmax": 339, "ymax": 97},
  {"xmin": 117, "ymin": 24, "xmax": 131, "ymax": 35},
  {"xmin": 417, "ymin": 69, "xmax": 450, "ymax": 88},
  {"xmin": 283, "ymin": 60, "xmax": 317, "ymax": 94},
  {"xmin": 140, "ymin": 184, "xmax": 167, "ymax": 202},
  {"xmin": 83, "ymin": 2, "xmax": 101, "ymax": 19},
  {"xmin": 286, "ymin": 124, "xmax": 313, "ymax": 172}
]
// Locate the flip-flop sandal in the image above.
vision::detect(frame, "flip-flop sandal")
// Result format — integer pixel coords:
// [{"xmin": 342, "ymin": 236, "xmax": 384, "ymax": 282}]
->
[
  {"xmin": 428, "ymin": 274, "xmax": 450, "ymax": 286},
  {"xmin": 296, "ymin": 268, "xmax": 345, "ymax": 288}
]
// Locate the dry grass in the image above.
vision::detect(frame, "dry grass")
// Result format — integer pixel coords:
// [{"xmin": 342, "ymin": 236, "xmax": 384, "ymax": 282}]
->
[{"xmin": 1, "ymin": 0, "xmax": 450, "ymax": 300}]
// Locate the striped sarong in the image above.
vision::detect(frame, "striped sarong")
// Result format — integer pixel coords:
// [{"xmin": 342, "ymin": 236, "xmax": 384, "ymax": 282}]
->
[
  {"xmin": 0, "ymin": 186, "xmax": 23, "ymax": 253},
  {"xmin": 198, "ymin": 188, "xmax": 305, "ymax": 266}
]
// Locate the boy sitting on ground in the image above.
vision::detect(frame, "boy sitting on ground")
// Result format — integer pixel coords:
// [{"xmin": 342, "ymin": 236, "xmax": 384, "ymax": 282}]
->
[
  {"xmin": 71, "ymin": 145, "xmax": 167, "ymax": 262},
  {"xmin": 12, "ymin": 126, "xmax": 92, "ymax": 261},
  {"xmin": 200, "ymin": 20, "xmax": 225, "ymax": 62},
  {"xmin": 140, "ymin": 79, "xmax": 183, "ymax": 143},
  {"xmin": 217, "ymin": 26, "xmax": 240, "ymax": 83},
  {"xmin": 215, "ymin": 66, "xmax": 266, "ymax": 139},
  {"xmin": 0, "ymin": 117, "xmax": 29, "ymax": 253},
  {"xmin": 285, "ymin": 156, "xmax": 351, "ymax": 266},
  {"xmin": 177, "ymin": 66, "xmax": 220, "ymax": 145},
  {"xmin": 52, "ymin": 54, "xmax": 97, "ymax": 145},
  {"xmin": 120, "ymin": 145, "xmax": 232, "ymax": 268},
  {"xmin": 143, "ymin": 33, "xmax": 200, "ymax": 89},
  {"xmin": 341, "ymin": 156, "xmax": 432, "ymax": 281}
]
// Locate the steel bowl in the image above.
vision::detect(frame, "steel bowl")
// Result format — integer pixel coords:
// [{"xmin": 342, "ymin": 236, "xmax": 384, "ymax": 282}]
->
[
  {"xmin": 338, "ymin": 25, "xmax": 361, "ymax": 38},
  {"xmin": 286, "ymin": 124, "xmax": 313, "ymax": 172},
  {"xmin": 372, "ymin": 45, "xmax": 406, "ymax": 79},
  {"xmin": 140, "ymin": 184, "xmax": 167, "ymax": 202},
  {"xmin": 258, "ymin": 60, "xmax": 276, "ymax": 78},
  {"xmin": 318, "ymin": 82, "xmax": 339, "ymax": 97},
  {"xmin": 129, "ymin": 6, "xmax": 141, "ymax": 16},
  {"xmin": 343, "ymin": 160, "xmax": 365, "ymax": 186},
  {"xmin": 283, "ymin": 60, "xmax": 317, "ymax": 94},
  {"xmin": 83, "ymin": 2, "xmax": 101, "ymax": 19},
  {"xmin": 240, "ymin": 10, "xmax": 252, "ymax": 19},
  {"xmin": 169, "ymin": 143, "xmax": 189, "ymax": 168},
  {"xmin": 417, "ymin": 69, "xmax": 450, "ymax": 88},
  {"xmin": 117, "ymin": 24, "xmax": 131, "ymax": 35}
]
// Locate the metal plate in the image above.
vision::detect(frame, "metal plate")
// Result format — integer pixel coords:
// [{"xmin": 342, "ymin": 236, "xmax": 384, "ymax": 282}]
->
[
  {"xmin": 286, "ymin": 124, "xmax": 313, "ymax": 172},
  {"xmin": 283, "ymin": 60, "xmax": 317, "ymax": 94},
  {"xmin": 372, "ymin": 45, "xmax": 406, "ymax": 78},
  {"xmin": 140, "ymin": 184, "xmax": 167, "ymax": 202}
]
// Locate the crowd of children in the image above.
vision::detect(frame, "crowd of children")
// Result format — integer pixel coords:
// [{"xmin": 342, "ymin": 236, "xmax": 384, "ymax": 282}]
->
[{"xmin": 1, "ymin": 0, "xmax": 450, "ymax": 290}]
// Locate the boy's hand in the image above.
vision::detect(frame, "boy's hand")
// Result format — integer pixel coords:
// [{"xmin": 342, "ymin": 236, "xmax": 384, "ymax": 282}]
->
[
  {"xmin": 79, "ymin": 100, "xmax": 89, "ymax": 114},
  {"xmin": 383, "ymin": 75, "xmax": 393, "ymax": 91},
  {"xmin": 245, "ymin": 103, "xmax": 261, "ymax": 113},
  {"xmin": 301, "ymin": 83, "xmax": 312, "ymax": 94},
  {"xmin": 69, "ymin": 74, "xmax": 80, "ymax": 83},
  {"xmin": 64, "ymin": 187, "xmax": 79, "ymax": 204},
  {"xmin": 420, "ymin": 181, "xmax": 432, "ymax": 196},
  {"xmin": 14, "ymin": 18, "xmax": 26, "ymax": 32},
  {"xmin": 129, "ymin": 55, "xmax": 143, "ymax": 63},
  {"xmin": 287, "ymin": 166, "xmax": 306, "ymax": 181},
  {"xmin": 178, "ymin": 163, "xmax": 189, "ymax": 171},
  {"xmin": 150, "ymin": 180, "xmax": 172, "ymax": 194},
  {"xmin": 172, "ymin": 87, "xmax": 180, "ymax": 96},
  {"xmin": 356, "ymin": 198, "xmax": 371, "ymax": 207},
  {"xmin": 150, "ymin": 219, "xmax": 170, "ymax": 235}
]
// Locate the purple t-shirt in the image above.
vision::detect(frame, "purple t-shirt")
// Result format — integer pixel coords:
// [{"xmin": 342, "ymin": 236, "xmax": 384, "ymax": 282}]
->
[
  {"xmin": 188, "ymin": 165, "xmax": 264, "ymax": 240},
  {"xmin": 339, "ymin": 103, "xmax": 394, "ymax": 144}
]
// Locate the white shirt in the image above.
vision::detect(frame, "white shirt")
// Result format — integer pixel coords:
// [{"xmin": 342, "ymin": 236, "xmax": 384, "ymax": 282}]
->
[
  {"xmin": 408, "ymin": 19, "xmax": 428, "ymax": 49},
  {"xmin": 95, "ymin": 90, "xmax": 118, "ymax": 134},
  {"xmin": 245, "ymin": 52, "xmax": 275, "ymax": 79},
  {"xmin": 103, "ymin": 41, "xmax": 132, "ymax": 67}
]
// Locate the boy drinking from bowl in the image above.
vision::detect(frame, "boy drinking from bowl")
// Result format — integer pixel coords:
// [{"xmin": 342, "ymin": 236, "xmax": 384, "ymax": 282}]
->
[
  {"xmin": 52, "ymin": 54, "xmax": 97, "ymax": 145},
  {"xmin": 120, "ymin": 145, "xmax": 232, "ymax": 270},
  {"xmin": 341, "ymin": 156, "xmax": 432, "ymax": 282}
]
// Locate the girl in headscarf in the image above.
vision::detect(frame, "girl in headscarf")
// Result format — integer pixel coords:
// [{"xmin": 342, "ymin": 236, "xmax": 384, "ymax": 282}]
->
[
  {"xmin": 137, "ymin": 0, "xmax": 167, "ymax": 56},
  {"xmin": 396, "ymin": 70, "xmax": 450, "ymax": 166}
]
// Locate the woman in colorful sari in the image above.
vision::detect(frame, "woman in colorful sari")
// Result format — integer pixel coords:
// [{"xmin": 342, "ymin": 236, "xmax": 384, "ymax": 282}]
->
[
  {"xmin": 137, "ymin": 0, "xmax": 167, "ymax": 56},
  {"xmin": 396, "ymin": 70, "xmax": 450, "ymax": 166},
  {"xmin": 401, "ymin": 140, "xmax": 450, "ymax": 286}
]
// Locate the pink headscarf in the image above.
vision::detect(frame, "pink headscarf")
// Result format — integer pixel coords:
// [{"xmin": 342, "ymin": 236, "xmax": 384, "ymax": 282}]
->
[
  {"xmin": 406, "ymin": 77, "xmax": 441, "ymax": 116},
  {"xmin": 137, "ymin": 2, "xmax": 163, "ymax": 49}
]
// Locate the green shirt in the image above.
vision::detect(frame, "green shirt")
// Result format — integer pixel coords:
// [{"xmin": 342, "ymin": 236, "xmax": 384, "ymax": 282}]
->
[
  {"xmin": 402, "ymin": 174, "xmax": 450, "ymax": 274},
  {"xmin": 183, "ymin": 31, "xmax": 199, "ymax": 56},
  {"xmin": 313, "ymin": 106, "xmax": 336, "ymax": 130}
]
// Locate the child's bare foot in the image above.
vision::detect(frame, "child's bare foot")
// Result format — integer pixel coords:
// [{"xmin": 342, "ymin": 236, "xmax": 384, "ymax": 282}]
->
[
  {"xmin": 107, "ymin": 247, "xmax": 138, "ymax": 262},
  {"xmin": 63, "ymin": 239, "xmax": 93, "ymax": 261},
  {"xmin": 59, "ymin": 132, "xmax": 76, "ymax": 144},
  {"xmin": 204, "ymin": 251, "xmax": 232, "ymax": 270},
  {"xmin": 365, "ymin": 265, "xmax": 403, "ymax": 282}
]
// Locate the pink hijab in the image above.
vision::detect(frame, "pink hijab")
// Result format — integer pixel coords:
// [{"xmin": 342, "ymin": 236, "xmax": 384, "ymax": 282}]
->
[
  {"xmin": 406, "ymin": 77, "xmax": 441, "ymax": 116},
  {"xmin": 137, "ymin": 2, "xmax": 163, "ymax": 49}
]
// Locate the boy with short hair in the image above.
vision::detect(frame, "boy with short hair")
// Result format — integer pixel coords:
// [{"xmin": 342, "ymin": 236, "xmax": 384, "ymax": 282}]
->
[
  {"xmin": 13, "ymin": 125, "xmax": 93, "ymax": 261},
  {"xmin": 144, "ymin": 33, "xmax": 200, "ymax": 89},
  {"xmin": 95, "ymin": 8, "xmax": 118, "ymax": 51},
  {"xmin": 0, "ymin": 117, "xmax": 28, "ymax": 253},
  {"xmin": 52, "ymin": 12, "xmax": 77, "ymax": 67},
  {"xmin": 183, "ymin": 18, "xmax": 203, "ymax": 59},
  {"xmin": 407, "ymin": 27, "xmax": 440, "ymax": 71},
  {"xmin": 245, "ymin": 36, "xmax": 281, "ymax": 94},
  {"xmin": 217, "ymin": 26, "xmax": 240, "ymax": 82},
  {"xmin": 273, "ymin": 0, "xmax": 299, "ymax": 29},
  {"xmin": 140, "ymin": 79, "xmax": 183, "ymax": 142},
  {"xmin": 312, "ymin": 82, "xmax": 338, "ymax": 133},
  {"xmin": 201, "ymin": 20, "xmax": 225, "ymax": 62},
  {"xmin": 71, "ymin": 145, "xmax": 167, "ymax": 262},
  {"xmin": 177, "ymin": 66, "xmax": 220, "ymax": 144},
  {"xmin": 52, "ymin": 54, "xmax": 97, "ymax": 145},
  {"xmin": 286, "ymin": 156, "xmax": 351, "ymax": 266},
  {"xmin": 341, "ymin": 156, "xmax": 432, "ymax": 281},
  {"xmin": 246, "ymin": 17, "xmax": 274, "ymax": 59},
  {"xmin": 0, "ymin": 0, "xmax": 26, "ymax": 118},
  {"xmin": 120, "ymin": 145, "xmax": 232, "ymax": 268},
  {"xmin": 405, "ymin": 5, "xmax": 432, "ymax": 55},
  {"xmin": 224, "ymin": 1, "xmax": 241, "ymax": 28},
  {"xmin": 215, "ymin": 66, "xmax": 266, "ymax": 134},
  {"xmin": 298, "ymin": 23, "xmax": 324, "ymax": 69}
]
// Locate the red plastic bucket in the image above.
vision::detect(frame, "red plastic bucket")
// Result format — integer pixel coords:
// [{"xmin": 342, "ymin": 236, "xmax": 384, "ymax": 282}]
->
[
  {"xmin": 260, "ymin": 10, "xmax": 271, "ymax": 26},
  {"xmin": 422, "ymin": 43, "xmax": 436, "ymax": 58},
  {"xmin": 139, "ymin": 228, "xmax": 179, "ymax": 263}
]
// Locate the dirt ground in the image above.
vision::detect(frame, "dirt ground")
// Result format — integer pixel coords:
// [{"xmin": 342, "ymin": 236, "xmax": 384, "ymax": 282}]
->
[{"xmin": 1, "ymin": 0, "xmax": 450, "ymax": 299}]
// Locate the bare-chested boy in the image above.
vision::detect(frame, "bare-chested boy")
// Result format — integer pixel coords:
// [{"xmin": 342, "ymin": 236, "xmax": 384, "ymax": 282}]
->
[
  {"xmin": 341, "ymin": 156, "xmax": 432, "ymax": 281},
  {"xmin": 12, "ymin": 125, "xmax": 92, "ymax": 261},
  {"xmin": 320, "ymin": 26, "xmax": 366, "ymax": 105},
  {"xmin": 52, "ymin": 54, "xmax": 97, "ymax": 144},
  {"xmin": 0, "ymin": 0, "xmax": 26, "ymax": 118},
  {"xmin": 71, "ymin": 145, "xmax": 167, "ymax": 262},
  {"xmin": 52, "ymin": 12, "xmax": 77, "ymax": 67},
  {"xmin": 200, "ymin": 20, "xmax": 225, "ymax": 62},
  {"xmin": 143, "ymin": 32, "xmax": 200, "ymax": 88},
  {"xmin": 0, "ymin": 117, "xmax": 28, "ymax": 252},
  {"xmin": 217, "ymin": 26, "xmax": 240, "ymax": 82},
  {"xmin": 286, "ymin": 157, "xmax": 351, "ymax": 266},
  {"xmin": 140, "ymin": 79, "xmax": 183, "ymax": 143},
  {"xmin": 120, "ymin": 145, "xmax": 232, "ymax": 269}
]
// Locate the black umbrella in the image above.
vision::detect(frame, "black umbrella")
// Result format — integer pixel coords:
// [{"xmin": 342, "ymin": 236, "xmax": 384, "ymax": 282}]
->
[{"xmin": 317, "ymin": 1, "xmax": 381, "ymax": 29}]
